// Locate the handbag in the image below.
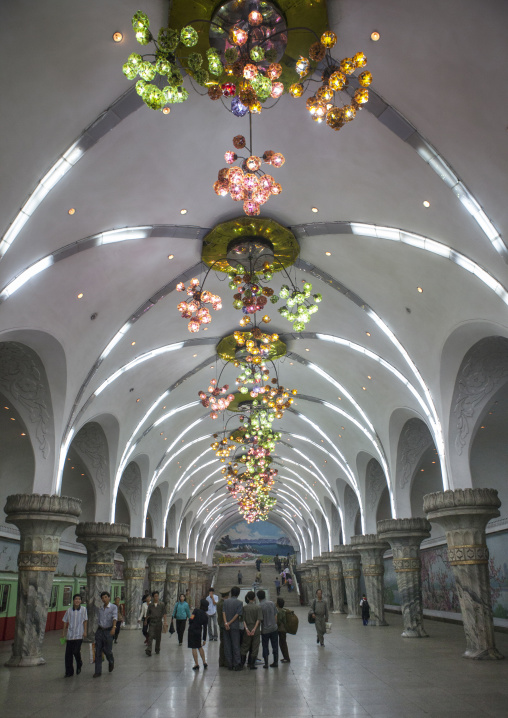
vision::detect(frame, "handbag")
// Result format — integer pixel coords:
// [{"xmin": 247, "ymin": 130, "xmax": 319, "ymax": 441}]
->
[
  {"xmin": 325, "ymin": 622, "xmax": 332, "ymax": 633},
  {"xmin": 169, "ymin": 619, "xmax": 176, "ymax": 635}
]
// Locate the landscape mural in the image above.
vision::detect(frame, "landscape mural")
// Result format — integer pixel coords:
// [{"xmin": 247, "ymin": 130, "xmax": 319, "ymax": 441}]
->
[{"xmin": 213, "ymin": 520, "xmax": 295, "ymax": 565}]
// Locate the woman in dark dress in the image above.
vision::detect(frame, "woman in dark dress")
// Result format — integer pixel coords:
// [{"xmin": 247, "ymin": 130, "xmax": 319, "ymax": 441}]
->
[{"xmin": 188, "ymin": 598, "xmax": 209, "ymax": 670}]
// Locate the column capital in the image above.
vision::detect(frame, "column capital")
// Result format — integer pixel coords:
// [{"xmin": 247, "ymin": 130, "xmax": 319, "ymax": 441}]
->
[
  {"xmin": 118, "ymin": 536, "xmax": 157, "ymax": 559},
  {"xmin": 5, "ymin": 493, "xmax": 81, "ymax": 534},
  {"xmin": 377, "ymin": 518, "xmax": 431, "ymax": 543},
  {"xmin": 76, "ymin": 522, "xmax": 130, "ymax": 551},
  {"xmin": 423, "ymin": 488, "xmax": 500, "ymax": 541}
]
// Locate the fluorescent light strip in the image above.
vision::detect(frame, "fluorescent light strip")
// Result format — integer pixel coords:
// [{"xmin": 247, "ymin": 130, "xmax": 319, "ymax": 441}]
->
[{"xmin": 284, "ymin": 430, "xmax": 355, "ymax": 486}]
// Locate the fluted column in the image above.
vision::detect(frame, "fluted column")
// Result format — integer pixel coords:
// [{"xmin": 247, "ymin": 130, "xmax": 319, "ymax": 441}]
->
[
  {"xmin": 317, "ymin": 555, "xmax": 333, "ymax": 609},
  {"xmin": 148, "ymin": 547, "xmax": 175, "ymax": 601},
  {"xmin": 118, "ymin": 538, "xmax": 157, "ymax": 629},
  {"xmin": 164, "ymin": 556, "xmax": 183, "ymax": 611},
  {"xmin": 329, "ymin": 548, "xmax": 346, "ymax": 614},
  {"xmin": 378, "ymin": 518, "xmax": 431, "ymax": 638},
  {"xmin": 336, "ymin": 545, "xmax": 362, "ymax": 619},
  {"xmin": 4, "ymin": 494, "xmax": 81, "ymax": 667},
  {"xmin": 351, "ymin": 534, "xmax": 389, "ymax": 626},
  {"xmin": 76, "ymin": 522, "xmax": 130, "ymax": 636},
  {"xmin": 424, "ymin": 489, "xmax": 504, "ymax": 660}
]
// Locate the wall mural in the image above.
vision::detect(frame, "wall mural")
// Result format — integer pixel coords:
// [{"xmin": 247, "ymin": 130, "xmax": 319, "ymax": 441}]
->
[
  {"xmin": 384, "ymin": 531, "xmax": 508, "ymax": 620},
  {"xmin": 213, "ymin": 520, "xmax": 295, "ymax": 565}
]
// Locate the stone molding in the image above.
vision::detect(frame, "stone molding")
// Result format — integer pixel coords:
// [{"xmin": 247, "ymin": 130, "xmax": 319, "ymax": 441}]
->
[
  {"xmin": 5, "ymin": 493, "xmax": 82, "ymax": 517},
  {"xmin": 423, "ymin": 488, "xmax": 501, "ymax": 513},
  {"xmin": 76, "ymin": 521, "xmax": 130, "ymax": 539},
  {"xmin": 377, "ymin": 517, "xmax": 432, "ymax": 535}
]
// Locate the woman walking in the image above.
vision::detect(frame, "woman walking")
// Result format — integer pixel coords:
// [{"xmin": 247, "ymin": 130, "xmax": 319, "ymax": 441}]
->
[
  {"xmin": 188, "ymin": 598, "xmax": 209, "ymax": 670},
  {"xmin": 173, "ymin": 593, "xmax": 191, "ymax": 646},
  {"xmin": 310, "ymin": 589, "xmax": 329, "ymax": 647}
]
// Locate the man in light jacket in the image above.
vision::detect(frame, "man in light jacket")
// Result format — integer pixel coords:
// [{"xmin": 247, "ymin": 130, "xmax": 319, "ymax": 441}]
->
[{"xmin": 257, "ymin": 589, "xmax": 278, "ymax": 668}]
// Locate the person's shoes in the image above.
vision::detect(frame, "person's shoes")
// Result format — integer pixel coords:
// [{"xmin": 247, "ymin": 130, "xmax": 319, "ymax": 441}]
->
[
  {"xmin": 178, "ymin": 642, "xmax": 182, "ymax": 646},
  {"xmin": 109, "ymin": 661, "xmax": 114, "ymax": 672},
  {"xmin": 64, "ymin": 673, "xmax": 73, "ymax": 678},
  {"xmin": 263, "ymin": 662, "xmax": 269, "ymax": 669},
  {"xmin": 203, "ymin": 663, "xmax": 208, "ymax": 669},
  {"xmin": 228, "ymin": 667, "xmax": 233, "ymax": 671},
  {"xmin": 317, "ymin": 637, "xmax": 320, "ymax": 643},
  {"xmin": 114, "ymin": 639, "xmax": 117, "ymax": 644},
  {"xmin": 320, "ymin": 642, "xmax": 324, "ymax": 647},
  {"xmin": 270, "ymin": 662, "xmax": 278, "ymax": 668},
  {"xmin": 145, "ymin": 649, "xmax": 151, "ymax": 656},
  {"xmin": 155, "ymin": 650, "xmax": 160, "ymax": 654},
  {"xmin": 249, "ymin": 664, "xmax": 257, "ymax": 670},
  {"xmin": 192, "ymin": 665, "xmax": 199, "ymax": 670},
  {"xmin": 92, "ymin": 673, "xmax": 101, "ymax": 678},
  {"xmin": 76, "ymin": 666, "xmax": 82, "ymax": 674},
  {"xmin": 281, "ymin": 659, "xmax": 290, "ymax": 663},
  {"xmin": 233, "ymin": 665, "xmax": 242, "ymax": 671}
]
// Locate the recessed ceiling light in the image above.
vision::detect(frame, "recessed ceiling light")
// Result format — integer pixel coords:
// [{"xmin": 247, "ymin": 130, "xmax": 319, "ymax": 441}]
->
[
  {"xmin": 311, "ymin": 207, "xmax": 319, "ymax": 213},
  {"xmin": 136, "ymin": 398, "xmax": 140, "ymax": 403},
  {"xmin": 10, "ymin": 417, "xmax": 15, "ymax": 421},
  {"xmin": 417, "ymin": 286, "xmax": 423, "ymax": 293},
  {"xmin": 371, "ymin": 31, "xmax": 380, "ymax": 41},
  {"xmin": 341, "ymin": 427, "xmax": 344, "ymax": 430},
  {"xmin": 21, "ymin": 432, "xmax": 26, "ymax": 436},
  {"xmin": 366, "ymin": 331, "xmax": 371, "ymax": 336},
  {"xmin": 325, "ymin": 251, "xmax": 331, "ymax": 256},
  {"xmin": 77, "ymin": 292, "xmax": 84, "ymax": 299},
  {"xmin": 112, "ymin": 31, "xmax": 123, "ymax": 42},
  {"xmin": 131, "ymin": 341, "xmax": 136, "ymax": 346},
  {"xmin": 4, "ymin": 406, "xmax": 9, "ymax": 409},
  {"xmin": 168, "ymin": 254, "xmax": 174, "ymax": 259},
  {"xmin": 421, "ymin": 468, "xmax": 424, "ymax": 472},
  {"xmin": 180, "ymin": 208, "xmax": 187, "ymax": 214},
  {"xmin": 163, "ymin": 406, "xmax": 166, "ymax": 409},
  {"xmin": 423, "ymin": 200, "xmax": 430, "ymax": 208},
  {"xmin": 193, "ymin": 353, "xmax": 197, "ymax": 357},
  {"xmin": 163, "ymin": 107, "xmax": 171, "ymax": 115},
  {"xmin": 362, "ymin": 386, "xmax": 366, "ymax": 390},
  {"xmin": 210, "ymin": 366, "xmax": 214, "ymax": 369},
  {"xmin": 160, "ymin": 432, "xmax": 163, "ymax": 436},
  {"xmin": 68, "ymin": 208, "xmax": 75, "ymax": 215},
  {"xmin": 305, "ymin": 348, "xmax": 310, "ymax": 352},
  {"xmin": 338, "ymin": 434, "xmax": 342, "ymax": 438}
]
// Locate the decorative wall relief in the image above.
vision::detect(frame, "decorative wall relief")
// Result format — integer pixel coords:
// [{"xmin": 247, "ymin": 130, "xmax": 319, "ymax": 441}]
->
[
  {"xmin": 452, "ymin": 337, "xmax": 508, "ymax": 455},
  {"xmin": 366, "ymin": 459, "xmax": 386, "ymax": 512},
  {"xmin": 73, "ymin": 422, "xmax": 109, "ymax": 495},
  {"xmin": 120, "ymin": 461, "xmax": 142, "ymax": 515},
  {"xmin": 397, "ymin": 418, "xmax": 433, "ymax": 489},
  {"xmin": 0, "ymin": 342, "xmax": 51, "ymax": 458}
]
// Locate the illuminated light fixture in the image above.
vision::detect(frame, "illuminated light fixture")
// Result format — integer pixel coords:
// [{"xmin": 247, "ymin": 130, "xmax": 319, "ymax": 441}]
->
[
  {"xmin": 312, "ymin": 207, "xmax": 319, "ymax": 213},
  {"xmin": 417, "ymin": 286, "xmax": 423, "ymax": 293},
  {"xmin": 113, "ymin": 31, "xmax": 123, "ymax": 42},
  {"xmin": 362, "ymin": 386, "xmax": 366, "ymax": 390},
  {"xmin": 325, "ymin": 251, "xmax": 331, "ymax": 256},
  {"xmin": 10, "ymin": 417, "xmax": 15, "ymax": 421},
  {"xmin": 136, "ymin": 398, "xmax": 140, "ymax": 403},
  {"xmin": 180, "ymin": 209, "xmax": 187, "ymax": 214},
  {"xmin": 68, "ymin": 208, "xmax": 76, "ymax": 215},
  {"xmin": 77, "ymin": 292, "xmax": 84, "ymax": 299},
  {"xmin": 423, "ymin": 200, "xmax": 430, "ymax": 208},
  {"xmin": 162, "ymin": 107, "xmax": 170, "ymax": 115},
  {"xmin": 371, "ymin": 31, "xmax": 380, "ymax": 41},
  {"xmin": 367, "ymin": 375, "xmax": 372, "ymax": 379},
  {"xmin": 131, "ymin": 341, "xmax": 136, "ymax": 346},
  {"xmin": 21, "ymin": 433, "xmax": 26, "ymax": 436},
  {"xmin": 193, "ymin": 353, "xmax": 197, "ymax": 357},
  {"xmin": 305, "ymin": 348, "xmax": 310, "ymax": 352},
  {"xmin": 366, "ymin": 331, "xmax": 371, "ymax": 336},
  {"xmin": 168, "ymin": 254, "xmax": 174, "ymax": 259}
]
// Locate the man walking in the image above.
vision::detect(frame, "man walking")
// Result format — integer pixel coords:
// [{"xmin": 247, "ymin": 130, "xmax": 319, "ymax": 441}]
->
[
  {"xmin": 93, "ymin": 591, "xmax": 117, "ymax": 677},
  {"xmin": 257, "ymin": 589, "xmax": 278, "ymax": 668},
  {"xmin": 274, "ymin": 576, "xmax": 281, "ymax": 596},
  {"xmin": 237, "ymin": 569, "xmax": 243, "ymax": 585},
  {"xmin": 206, "ymin": 587, "xmax": 219, "ymax": 641},
  {"xmin": 276, "ymin": 597, "xmax": 290, "ymax": 663},
  {"xmin": 241, "ymin": 591, "xmax": 262, "ymax": 670},
  {"xmin": 222, "ymin": 586, "xmax": 243, "ymax": 670},
  {"xmin": 138, "ymin": 593, "xmax": 151, "ymax": 645},
  {"xmin": 255, "ymin": 557, "xmax": 262, "ymax": 572},
  {"xmin": 113, "ymin": 596, "xmax": 124, "ymax": 643},
  {"xmin": 62, "ymin": 593, "xmax": 87, "ymax": 677},
  {"xmin": 145, "ymin": 591, "xmax": 167, "ymax": 656},
  {"xmin": 217, "ymin": 588, "xmax": 230, "ymax": 667}
]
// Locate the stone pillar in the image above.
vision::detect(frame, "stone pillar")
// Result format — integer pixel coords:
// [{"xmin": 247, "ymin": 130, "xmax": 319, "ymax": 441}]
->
[
  {"xmin": 179, "ymin": 559, "xmax": 191, "ymax": 600},
  {"xmin": 118, "ymin": 538, "xmax": 157, "ymax": 629},
  {"xmin": 351, "ymin": 534, "xmax": 389, "ymax": 626},
  {"xmin": 76, "ymin": 522, "xmax": 130, "ymax": 637},
  {"xmin": 317, "ymin": 556, "xmax": 333, "ymax": 609},
  {"xmin": 148, "ymin": 547, "xmax": 175, "ymax": 601},
  {"xmin": 4, "ymin": 494, "xmax": 81, "ymax": 667},
  {"xmin": 189, "ymin": 563, "xmax": 200, "ymax": 608},
  {"xmin": 329, "ymin": 551, "xmax": 346, "ymax": 614},
  {"xmin": 299, "ymin": 566, "xmax": 309, "ymax": 605},
  {"xmin": 164, "ymin": 556, "xmax": 182, "ymax": 612},
  {"xmin": 378, "ymin": 518, "xmax": 431, "ymax": 638},
  {"xmin": 424, "ymin": 488, "xmax": 504, "ymax": 660},
  {"xmin": 336, "ymin": 545, "xmax": 362, "ymax": 618},
  {"xmin": 310, "ymin": 563, "xmax": 320, "ymax": 599}
]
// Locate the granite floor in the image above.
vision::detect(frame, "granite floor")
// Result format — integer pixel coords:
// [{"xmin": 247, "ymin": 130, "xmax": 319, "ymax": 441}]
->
[{"xmin": 1, "ymin": 608, "xmax": 508, "ymax": 718}]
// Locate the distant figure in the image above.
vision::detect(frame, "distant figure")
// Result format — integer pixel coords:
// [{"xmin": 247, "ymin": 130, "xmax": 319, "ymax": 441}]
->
[
  {"xmin": 138, "ymin": 593, "xmax": 151, "ymax": 645},
  {"xmin": 206, "ymin": 588, "xmax": 219, "ymax": 641},
  {"xmin": 113, "ymin": 596, "xmax": 124, "ymax": 643},
  {"xmin": 255, "ymin": 558, "xmax": 262, "ymax": 572},
  {"xmin": 310, "ymin": 589, "xmax": 329, "ymax": 647},
  {"xmin": 241, "ymin": 591, "xmax": 262, "ymax": 669},
  {"xmin": 274, "ymin": 577, "xmax": 281, "ymax": 596},
  {"xmin": 276, "ymin": 597, "xmax": 290, "ymax": 663},
  {"xmin": 217, "ymin": 588, "xmax": 230, "ymax": 668},
  {"xmin": 257, "ymin": 589, "xmax": 278, "ymax": 668},
  {"xmin": 145, "ymin": 591, "xmax": 167, "ymax": 656},
  {"xmin": 222, "ymin": 586, "xmax": 243, "ymax": 670},
  {"xmin": 255, "ymin": 570, "xmax": 262, "ymax": 585},
  {"xmin": 237, "ymin": 569, "xmax": 243, "ymax": 585},
  {"xmin": 188, "ymin": 598, "xmax": 208, "ymax": 670},
  {"xmin": 172, "ymin": 593, "xmax": 191, "ymax": 646},
  {"xmin": 287, "ymin": 576, "xmax": 293, "ymax": 592},
  {"xmin": 274, "ymin": 554, "xmax": 280, "ymax": 573},
  {"xmin": 62, "ymin": 593, "xmax": 87, "ymax": 677},
  {"xmin": 360, "ymin": 595, "xmax": 370, "ymax": 626}
]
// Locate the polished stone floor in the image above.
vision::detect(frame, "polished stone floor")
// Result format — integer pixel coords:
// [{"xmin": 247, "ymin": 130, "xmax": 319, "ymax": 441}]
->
[{"xmin": 1, "ymin": 608, "xmax": 508, "ymax": 718}]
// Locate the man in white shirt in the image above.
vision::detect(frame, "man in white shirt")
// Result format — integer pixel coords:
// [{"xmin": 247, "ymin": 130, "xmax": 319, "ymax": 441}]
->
[
  {"xmin": 206, "ymin": 587, "xmax": 219, "ymax": 641},
  {"xmin": 62, "ymin": 593, "xmax": 88, "ymax": 677},
  {"xmin": 138, "ymin": 593, "xmax": 152, "ymax": 645}
]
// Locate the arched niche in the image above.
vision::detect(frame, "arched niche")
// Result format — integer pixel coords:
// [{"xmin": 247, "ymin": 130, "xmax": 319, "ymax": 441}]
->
[
  {"xmin": 394, "ymin": 415, "xmax": 435, "ymax": 518},
  {"xmin": 376, "ymin": 487, "xmax": 392, "ymax": 525},
  {"xmin": 70, "ymin": 420, "xmax": 111, "ymax": 521},
  {"xmin": 145, "ymin": 513, "xmax": 153, "ymax": 538},
  {"xmin": 448, "ymin": 335, "xmax": 508, "ymax": 490},
  {"xmin": 343, "ymin": 484, "xmax": 360, "ymax": 544},
  {"xmin": 166, "ymin": 499, "xmax": 182, "ymax": 549},
  {"xmin": 0, "ymin": 339, "xmax": 56, "ymax": 494},
  {"xmin": 60, "ymin": 446, "xmax": 96, "ymax": 543},
  {"xmin": 470, "ymin": 380, "xmax": 508, "ymax": 515},
  {"xmin": 410, "ymin": 444, "xmax": 443, "ymax": 529},
  {"xmin": 117, "ymin": 461, "xmax": 142, "ymax": 534},
  {"xmin": 147, "ymin": 486, "xmax": 163, "ymax": 546},
  {"xmin": 115, "ymin": 489, "xmax": 131, "ymax": 528},
  {"xmin": 324, "ymin": 496, "xmax": 341, "ymax": 547},
  {"xmin": 363, "ymin": 457, "xmax": 389, "ymax": 533},
  {"xmin": 0, "ymin": 391, "xmax": 35, "ymax": 523}
]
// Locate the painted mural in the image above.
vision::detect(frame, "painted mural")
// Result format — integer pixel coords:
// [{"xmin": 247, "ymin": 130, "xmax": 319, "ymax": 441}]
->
[
  {"xmin": 213, "ymin": 521, "xmax": 295, "ymax": 565},
  {"xmin": 383, "ymin": 531, "xmax": 508, "ymax": 619}
]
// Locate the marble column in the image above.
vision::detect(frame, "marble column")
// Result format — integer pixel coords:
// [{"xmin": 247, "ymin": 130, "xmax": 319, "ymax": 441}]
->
[
  {"xmin": 148, "ymin": 547, "xmax": 175, "ymax": 602},
  {"xmin": 336, "ymin": 545, "xmax": 362, "ymax": 618},
  {"xmin": 351, "ymin": 534, "xmax": 389, "ymax": 626},
  {"xmin": 118, "ymin": 537, "xmax": 157, "ymax": 629},
  {"xmin": 299, "ymin": 566, "xmax": 309, "ymax": 605},
  {"xmin": 76, "ymin": 522, "xmax": 130, "ymax": 637},
  {"xmin": 179, "ymin": 559, "xmax": 191, "ymax": 600},
  {"xmin": 378, "ymin": 517, "xmax": 431, "ymax": 638},
  {"xmin": 310, "ymin": 563, "xmax": 320, "ymax": 599},
  {"xmin": 164, "ymin": 556, "xmax": 183, "ymax": 611},
  {"xmin": 317, "ymin": 556, "xmax": 333, "ymax": 609},
  {"xmin": 4, "ymin": 493, "xmax": 81, "ymax": 667},
  {"xmin": 424, "ymin": 488, "xmax": 504, "ymax": 660},
  {"xmin": 329, "ymin": 550, "xmax": 346, "ymax": 614}
]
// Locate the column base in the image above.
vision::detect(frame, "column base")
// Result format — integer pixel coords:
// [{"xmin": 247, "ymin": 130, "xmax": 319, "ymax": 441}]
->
[
  {"xmin": 122, "ymin": 624, "xmax": 139, "ymax": 630},
  {"xmin": 347, "ymin": 615, "xmax": 362, "ymax": 620},
  {"xmin": 368, "ymin": 619, "xmax": 389, "ymax": 627},
  {"xmin": 5, "ymin": 655, "xmax": 46, "ymax": 667},
  {"xmin": 401, "ymin": 627, "xmax": 429, "ymax": 638},
  {"xmin": 332, "ymin": 609, "xmax": 346, "ymax": 614},
  {"xmin": 464, "ymin": 647, "xmax": 504, "ymax": 660}
]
